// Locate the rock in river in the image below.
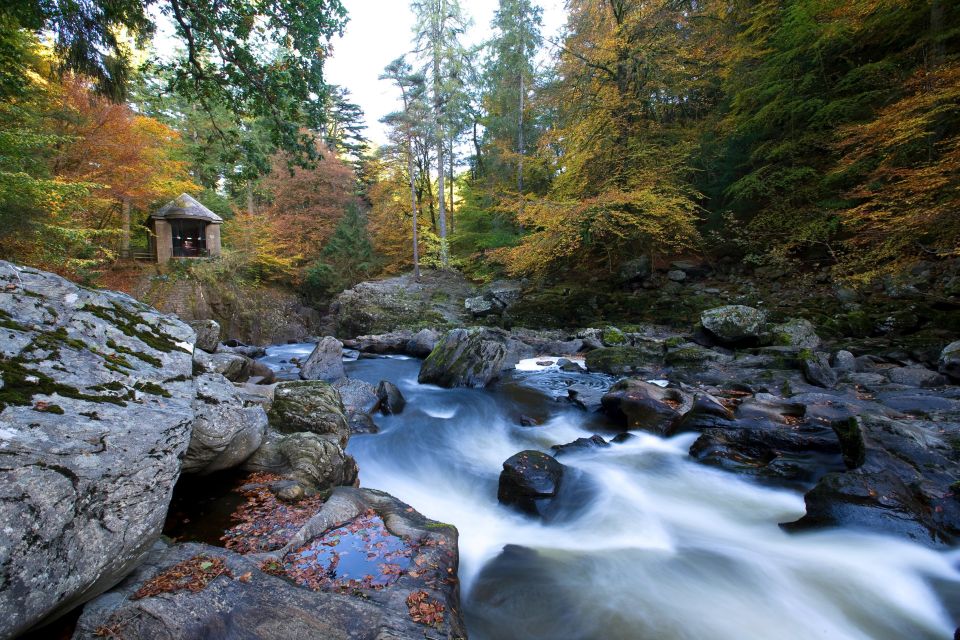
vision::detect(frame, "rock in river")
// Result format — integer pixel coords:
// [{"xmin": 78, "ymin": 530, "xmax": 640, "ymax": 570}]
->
[
  {"xmin": 0, "ymin": 261, "xmax": 196, "ymax": 638},
  {"xmin": 299, "ymin": 336, "xmax": 345, "ymax": 381},
  {"xmin": 419, "ymin": 327, "xmax": 522, "ymax": 388},
  {"xmin": 498, "ymin": 450, "xmax": 566, "ymax": 516},
  {"xmin": 268, "ymin": 380, "xmax": 350, "ymax": 447}
]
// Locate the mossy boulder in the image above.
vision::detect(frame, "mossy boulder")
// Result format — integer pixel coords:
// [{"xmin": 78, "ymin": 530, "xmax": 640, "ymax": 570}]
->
[
  {"xmin": 768, "ymin": 318, "xmax": 821, "ymax": 349},
  {"xmin": 418, "ymin": 327, "xmax": 523, "ymax": 388},
  {"xmin": 269, "ymin": 381, "xmax": 350, "ymax": 447},
  {"xmin": 700, "ymin": 305, "xmax": 767, "ymax": 344},
  {"xmin": 585, "ymin": 344, "xmax": 664, "ymax": 375},
  {"xmin": 601, "ymin": 326, "xmax": 627, "ymax": 346}
]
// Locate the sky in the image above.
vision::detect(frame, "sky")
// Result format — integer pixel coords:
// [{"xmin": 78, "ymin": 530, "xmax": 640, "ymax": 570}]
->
[{"xmin": 324, "ymin": 0, "xmax": 568, "ymax": 146}]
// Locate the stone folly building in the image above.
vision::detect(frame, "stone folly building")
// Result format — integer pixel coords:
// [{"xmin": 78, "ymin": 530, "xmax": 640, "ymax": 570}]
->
[{"xmin": 146, "ymin": 194, "xmax": 224, "ymax": 263}]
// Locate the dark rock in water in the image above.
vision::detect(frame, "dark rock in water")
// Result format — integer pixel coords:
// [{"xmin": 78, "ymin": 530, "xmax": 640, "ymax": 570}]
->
[
  {"xmin": 585, "ymin": 345, "xmax": 664, "ymax": 375},
  {"xmin": 601, "ymin": 379, "xmax": 693, "ymax": 434},
  {"xmin": 783, "ymin": 414, "xmax": 960, "ymax": 546},
  {"xmin": 556, "ymin": 357, "xmax": 583, "ymax": 372},
  {"xmin": 700, "ymin": 305, "xmax": 767, "ymax": 344},
  {"xmin": 0, "ymin": 261, "xmax": 196, "ymax": 637},
  {"xmin": 376, "ymin": 380, "xmax": 406, "ymax": 415},
  {"xmin": 299, "ymin": 336, "xmax": 345, "ymax": 381},
  {"xmin": 831, "ymin": 417, "xmax": 866, "ymax": 470},
  {"xmin": 939, "ymin": 340, "xmax": 960, "ymax": 382},
  {"xmin": 551, "ymin": 435, "xmax": 610, "ymax": 457},
  {"xmin": 519, "ymin": 415, "xmax": 540, "ymax": 427},
  {"xmin": 610, "ymin": 432, "xmax": 635, "ymax": 444},
  {"xmin": 801, "ymin": 351, "xmax": 838, "ymax": 388},
  {"xmin": 243, "ymin": 430, "xmax": 358, "ymax": 492},
  {"xmin": 73, "ymin": 488, "xmax": 466, "ymax": 640},
  {"xmin": 182, "ymin": 373, "xmax": 267, "ymax": 475},
  {"xmin": 188, "ymin": 319, "xmax": 221, "ymax": 353},
  {"xmin": 567, "ymin": 383, "xmax": 605, "ymax": 412},
  {"xmin": 498, "ymin": 451, "xmax": 566, "ymax": 516},
  {"xmin": 268, "ymin": 381, "xmax": 350, "ymax": 447},
  {"xmin": 332, "ymin": 377, "xmax": 379, "ymax": 414},
  {"xmin": 418, "ymin": 327, "xmax": 520, "ymax": 388}
]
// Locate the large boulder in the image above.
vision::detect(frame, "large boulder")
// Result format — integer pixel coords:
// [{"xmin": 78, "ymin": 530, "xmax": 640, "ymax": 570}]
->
[
  {"xmin": 0, "ymin": 261, "xmax": 196, "ymax": 638},
  {"xmin": 938, "ymin": 340, "xmax": 960, "ymax": 382},
  {"xmin": 406, "ymin": 328, "xmax": 442, "ymax": 358},
  {"xmin": 352, "ymin": 330, "xmax": 414, "ymax": 354},
  {"xmin": 584, "ymin": 344, "xmax": 664, "ymax": 375},
  {"xmin": 187, "ymin": 319, "xmax": 221, "ymax": 353},
  {"xmin": 419, "ymin": 327, "xmax": 519, "ymax": 388},
  {"xmin": 268, "ymin": 381, "xmax": 350, "ymax": 447},
  {"xmin": 193, "ymin": 350, "xmax": 251, "ymax": 382},
  {"xmin": 73, "ymin": 488, "xmax": 466, "ymax": 640},
  {"xmin": 299, "ymin": 336, "xmax": 345, "ymax": 381},
  {"xmin": 181, "ymin": 373, "xmax": 267, "ymax": 475},
  {"xmin": 243, "ymin": 431, "xmax": 358, "ymax": 492},
  {"xmin": 376, "ymin": 380, "xmax": 406, "ymax": 415},
  {"xmin": 600, "ymin": 379, "xmax": 693, "ymax": 434},
  {"xmin": 331, "ymin": 377, "xmax": 379, "ymax": 414},
  {"xmin": 767, "ymin": 318, "xmax": 821, "ymax": 348},
  {"xmin": 700, "ymin": 305, "xmax": 767, "ymax": 343},
  {"xmin": 801, "ymin": 351, "xmax": 838, "ymax": 388},
  {"xmin": 498, "ymin": 451, "xmax": 566, "ymax": 516}
]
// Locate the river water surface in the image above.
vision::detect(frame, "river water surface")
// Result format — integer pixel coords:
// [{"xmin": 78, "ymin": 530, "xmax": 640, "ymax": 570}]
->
[{"xmin": 263, "ymin": 345, "xmax": 960, "ymax": 640}]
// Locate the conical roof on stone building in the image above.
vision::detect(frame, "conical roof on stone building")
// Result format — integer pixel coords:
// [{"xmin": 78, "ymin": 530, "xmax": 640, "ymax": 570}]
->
[{"xmin": 152, "ymin": 194, "xmax": 224, "ymax": 223}]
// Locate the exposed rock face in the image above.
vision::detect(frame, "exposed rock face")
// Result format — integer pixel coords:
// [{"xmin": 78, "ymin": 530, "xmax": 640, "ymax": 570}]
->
[
  {"xmin": 0, "ymin": 261, "xmax": 196, "ymax": 638},
  {"xmin": 331, "ymin": 270, "xmax": 473, "ymax": 337},
  {"xmin": 299, "ymin": 336, "xmax": 345, "ymax": 381},
  {"xmin": 187, "ymin": 319, "xmax": 220, "ymax": 353},
  {"xmin": 181, "ymin": 373, "xmax": 267, "ymax": 475},
  {"xmin": 72, "ymin": 488, "xmax": 466, "ymax": 640},
  {"xmin": 601, "ymin": 380, "xmax": 693, "ymax": 434},
  {"xmin": 700, "ymin": 305, "xmax": 767, "ymax": 343},
  {"xmin": 243, "ymin": 431, "xmax": 358, "ymax": 491},
  {"xmin": 498, "ymin": 451, "xmax": 566, "ymax": 516},
  {"xmin": 419, "ymin": 327, "xmax": 520, "ymax": 388},
  {"xmin": 376, "ymin": 380, "xmax": 406, "ymax": 415},
  {"xmin": 268, "ymin": 381, "xmax": 350, "ymax": 447},
  {"xmin": 937, "ymin": 340, "xmax": 960, "ymax": 381}
]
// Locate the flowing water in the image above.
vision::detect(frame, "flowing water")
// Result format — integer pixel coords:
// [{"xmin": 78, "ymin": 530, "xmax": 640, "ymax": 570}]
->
[{"xmin": 264, "ymin": 345, "xmax": 960, "ymax": 640}]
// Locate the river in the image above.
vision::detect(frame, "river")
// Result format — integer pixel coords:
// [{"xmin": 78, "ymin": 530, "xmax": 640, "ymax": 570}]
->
[{"xmin": 261, "ymin": 344, "xmax": 960, "ymax": 640}]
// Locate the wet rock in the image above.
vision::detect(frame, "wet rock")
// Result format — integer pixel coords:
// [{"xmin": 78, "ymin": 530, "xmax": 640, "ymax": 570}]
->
[
  {"xmin": 519, "ymin": 415, "xmax": 540, "ymax": 427},
  {"xmin": 0, "ymin": 261, "xmax": 196, "ymax": 638},
  {"xmin": 73, "ymin": 488, "xmax": 465, "ymax": 640},
  {"xmin": 831, "ymin": 416, "xmax": 866, "ymax": 469},
  {"xmin": 376, "ymin": 380, "xmax": 406, "ymax": 415},
  {"xmin": 566, "ymin": 383, "xmax": 605, "ymax": 412},
  {"xmin": 551, "ymin": 435, "xmax": 610, "ymax": 457},
  {"xmin": 939, "ymin": 340, "xmax": 960, "ymax": 382},
  {"xmin": 188, "ymin": 319, "xmax": 221, "ymax": 353},
  {"xmin": 887, "ymin": 366, "xmax": 948, "ymax": 388},
  {"xmin": 352, "ymin": 330, "xmax": 414, "ymax": 354},
  {"xmin": 218, "ymin": 339, "xmax": 266, "ymax": 359},
  {"xmin": 348, "ymin": 411, "xmax": 380, "ymax": 435},
  {"xmin": 498, "ymin": 451, "xmax": 566, "ymax": 516},
  {"xmin": 194, "ymin": 350, "xmax": 251, "ymax": 382},
  {"xmin": 299, "ymin": 336, "xmax": 345, "ymax": 381},
  {"xmin": 767, "ymin": 318, "xmax": 821, "ymax": 349},
  {"xmin": 332, "ymin": 377, "xmax": 379, "ymax": 414},
  {"xmin": 557, "ymin": 358, "xmax": 584, "ymax": 372},
  {"xmin": 268, "ymin": 380, "xmax": 350, "ymax": 447},
  {"xmin": 670, "ymin": 393, "xmax": 735, "ymax": 434},
  {"xmin": 832, "ymin": 350, "xmax": 857, "ymax": 373},
  {"xmin": 700, "ymin": 305, "xmax": 767, "ymax": 344},
  {"xmin": 418, "ymin": 327, "xmax": 519, "ymax": 388},
  {"xmin": 244, "ymin": 431, "xmax": 358, "ymax": 492},
  {"xmin": 585, "ymin": 345, "xmax": 664, "ymax": 375},
  {"xmin": 182, "ymin": 373, "xmax": 267, "ymax": 475},
  {"xmin": 601, "ymin": 379, "xmax": 693, "ymax": 434},
  {"xmin": 406, "ymin": 328, "xmax": 442, "ymax": 358},
  {"xmin": 801, "ymin": 351, "xmax": 838, "ymax": 388}
]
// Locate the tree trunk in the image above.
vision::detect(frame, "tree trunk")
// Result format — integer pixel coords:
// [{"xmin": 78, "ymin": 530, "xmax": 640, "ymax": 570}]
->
[
  {"xmin": 517, "ymin": 70, "xmax": 525, "ymax": 193},
  {"xmin": 472, "ymin": 120, "xmax": 483, "ymax": 178},
  {"xmin": 407, "ymin": 135, "xmax": 421, "ymax": 282},
  {"xmin": 120, "ymin": 197, "xmax": 131, "ymax": 258},
  {"xmin": 433, "ymin": 0, "xmax": 448, "ymax": 267},
  {"xmin": 448, "ymin": 137, "xmax": 455, "ymax": 234}
]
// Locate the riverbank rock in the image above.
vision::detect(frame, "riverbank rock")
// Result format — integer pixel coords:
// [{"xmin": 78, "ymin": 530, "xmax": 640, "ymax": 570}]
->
[
  {"xmin": 938, "ymin": 340, "xmax": 960, "ymax": 382},
  {"xmin": 0, "ymin": 261, "xmax": 196, "ymax": 638},
  {"xmin": 801, "ymin": 351, "xmax": 838, "ymax": 388},
  {"xmin": 700, "ymin": 305, "xmax": 767, "ymax": 343},
  {"xmin": 498, "ymin": 451, "xmax": 566, "ymax": 517},
  {"xmin": 331, "ymin": 270, "xmax": 473, "ymax": 337},
  {"xmin": 243, "ymin": 431, "xmax": 358, "ymax": 492},
  {"xmin": 585, "ymin": 344, "xmax": 664, "ymax": 375},
  {"xmin": 181, "ymin": 373, "xmax": 267, "ymax": 475},
  {"xmin": 407, "ymin": 328, "xmax": 442, "ymax": 357},
  {"xmin": 193, "ymin": 350, "xmax": 251, "ymax": 382},
  {"xmin": 268, "ymin": 381, "xmax": 350, "ymax": 447},
  {"xmin": 767, "ymin": 318, "xmax": 821, "ymax": 348},
  {"xmin": 188, "ymin": 319, "xmax": 221, "ymax": 353},
  {"xmin": 299, "ymin": 336, "xmax": 345, "ymax": 381},
  {"xmin": 419, "ymin": 327, "xmax": 523, "ymax": 388},
  {"xmin": 73, "ymin": 488, "xmax": 465, "ymax": 640},
  {"xmin": 351, "ymin": 330, "xmax": 414, "ymax": 354}
]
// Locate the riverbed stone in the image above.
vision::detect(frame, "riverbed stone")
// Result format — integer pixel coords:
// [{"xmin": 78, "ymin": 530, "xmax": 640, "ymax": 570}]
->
[
  {"xmin": 72, "ymin": 488, "xmax": 466, "ymax": 640},
  {"xmin": 299, "ymin": 336, "xmax": 345, "ymax": 381},
  {"xmin": 887, "ymin": 366, "xmax": 948, "ymax": 388},
  {"xmin": 601, "ymin": 379, "xmax": 693, "ymax": 434},
  {"xmin": 188, "ymin": 319, "xmax": 221, "ymax": 353},
  {"xmin": 801, "ymin": 351, "xmax": 838, "ymax": 388},
  {"xmin": 498, "ymin": 451, "xmax": 566, "ymax": 516},
  {"xmin": 700, "ymin": 305, "xmax": 767, "ymax": 343},
  {"xmin": 181, "ymin": 373, "xmax": 267, "ymax": 475},
  {"xmin": 832, "ymin": 350, "xmax": 857, "ymax": 373},
  {"xmin": 406, "ymin": 328, "xmax": 442, "ymax": 357},
  {"xmin": 418, "ymin": 327, "xmax": 520, "ymax": 388},
  {"xmin": 0, "ymin": 261, "xmax": 196, "ymax": 638},
  {"xmin": 268, "ymin": 380, "xmax": 350, "ymax": 447},
  {"xmin": 768, "ymin": 318, "xmax": 821, "ymax": 348},
  {"xmin": 937, "ymin": 340, "xmax": 960, "ymax": 382},
  {"xmin": 376, "ymin": 380, "xmax": 406, "ymax": 415}
]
